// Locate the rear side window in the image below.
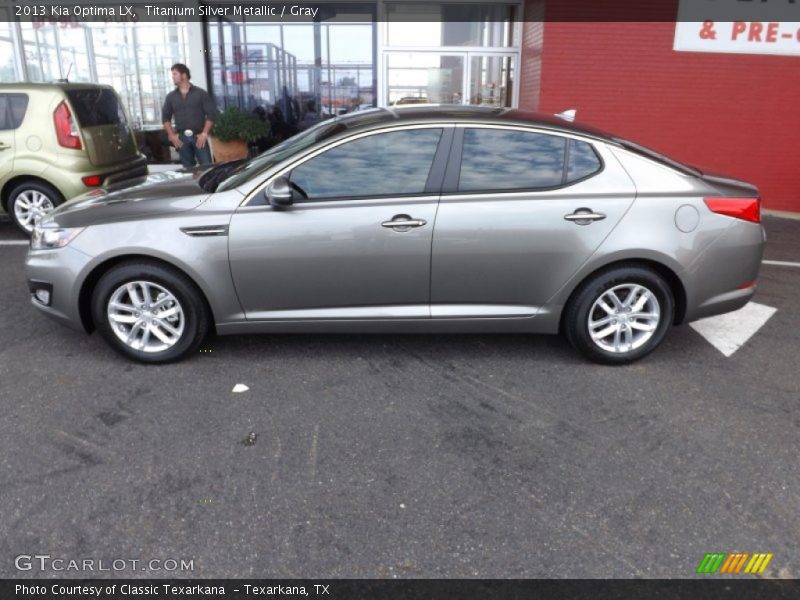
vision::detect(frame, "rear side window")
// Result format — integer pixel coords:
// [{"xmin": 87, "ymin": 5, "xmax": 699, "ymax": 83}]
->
[
  {"xmin": 459, "ymin": 129, "xmax": 566, "ymax": 192},
  {"xmin": 566, "ymin": 139, "xmax": 602, "ymax": 182},
  {"xmin": 66, "ymin": 89, "xmax": 127, "ymax": 127},
  {"xmin": 0, "ymin": 94, "xmax": 29, "ymax": 130}
]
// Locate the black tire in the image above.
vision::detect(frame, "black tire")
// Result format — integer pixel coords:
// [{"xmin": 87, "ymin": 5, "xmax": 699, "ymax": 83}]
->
[
  {"xmin": 8, "ymin": 180, "xmax": 65, "ymax": 235},
  {"xmin": 91, "ymin": 261, "xmax": 210, "ymax": 364},
  {"xmin": 564, "ymin": 265, "xmax": 674, "ymax": 365}
]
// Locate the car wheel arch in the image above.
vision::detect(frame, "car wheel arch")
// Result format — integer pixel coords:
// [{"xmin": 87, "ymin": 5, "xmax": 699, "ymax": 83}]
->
[
  {"xmin": 2, "ymin": 175, "xmax": 66, "ymax": 212},
  {"xmin": 78, "ymin": 254, "xmax": 216, "ymax": 335},
  {"xmin": 559, "ymin": 258, "xmax": 688, "ymax": 332}
]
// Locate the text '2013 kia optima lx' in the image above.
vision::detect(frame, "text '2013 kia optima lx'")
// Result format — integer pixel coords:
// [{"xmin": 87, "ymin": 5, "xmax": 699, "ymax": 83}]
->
[{"xmin": 25, "ymin": 107, "xmax": 765, "ymax": 364}]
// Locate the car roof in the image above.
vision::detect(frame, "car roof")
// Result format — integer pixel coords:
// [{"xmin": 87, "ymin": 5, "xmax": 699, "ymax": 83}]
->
[{"xmin": 333, "ymin": 105, "xmax": 620, "ymax": 144}]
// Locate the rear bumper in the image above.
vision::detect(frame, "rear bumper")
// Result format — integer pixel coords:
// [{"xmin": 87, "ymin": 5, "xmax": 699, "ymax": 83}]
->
[
  {"xmin": 683, "ymin": 220, "xmax": 765, "ymax": 323},
  {"xmin": 101, "ymin": 154, "xmax": 148, "ymax": 189}
]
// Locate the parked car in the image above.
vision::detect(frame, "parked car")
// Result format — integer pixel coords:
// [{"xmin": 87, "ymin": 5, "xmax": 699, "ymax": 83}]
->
[
  {"xmin": 25, "ymin": 106, "xmax": 765, "ymax": 364},
  {"xmin": 0, "ymin": 82, "xmax": 148, "ymax": 234}
]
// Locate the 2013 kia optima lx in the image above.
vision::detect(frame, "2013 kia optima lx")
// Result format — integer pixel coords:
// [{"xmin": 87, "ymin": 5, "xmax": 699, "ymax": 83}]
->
[{"xmin": 25, "ymin": 107, "xmax": 765, "ymax": 364}]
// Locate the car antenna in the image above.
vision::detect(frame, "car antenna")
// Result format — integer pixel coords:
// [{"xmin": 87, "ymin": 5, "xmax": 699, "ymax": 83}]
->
[
  {"xmin": 555, "ymin": 109, "xmax": 576, "ymax": 122},
  {"xmin": 61, "ymin": 62, "xmax": 73, "ymax": 83}
]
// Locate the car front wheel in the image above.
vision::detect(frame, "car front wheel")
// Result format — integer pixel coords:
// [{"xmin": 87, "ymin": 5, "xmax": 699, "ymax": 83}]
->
[
  {"xmin": 9, "ymin": 181, "xmax": 64, "ymax": 235},
  {"xmin": 92, "ymin": 262, "xmax": 210, "ymax": 364},
  {"xmin": 564, "ymin": 265, "xmax": 674, "ymax": 365}
]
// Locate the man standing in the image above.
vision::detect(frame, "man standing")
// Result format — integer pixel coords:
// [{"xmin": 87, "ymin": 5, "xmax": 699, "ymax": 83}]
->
[{"xmin": 162, "ymin": 63, "xmax": 217, "ymax": 168}]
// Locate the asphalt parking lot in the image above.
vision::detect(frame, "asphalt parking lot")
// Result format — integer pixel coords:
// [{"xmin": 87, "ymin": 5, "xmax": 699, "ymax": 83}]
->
[{"xmin": 0, "ymin": 215, "xmax": 798, "ymax": 579}]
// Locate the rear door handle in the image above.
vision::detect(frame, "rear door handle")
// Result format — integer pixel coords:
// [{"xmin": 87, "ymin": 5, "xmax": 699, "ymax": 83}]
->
[
  {"xmin": 564, "ymin": 208, "xmax": 606, "ymax": 225},
  {"xmin": 381, "ymin": 215, "xmax": 427, "ymax": 231}
]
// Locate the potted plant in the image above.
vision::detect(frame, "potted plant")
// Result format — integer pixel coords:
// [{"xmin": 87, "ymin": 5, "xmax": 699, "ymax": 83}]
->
[{"xmin": 210, "ymin": 106, "xmax": 269, "ymax": 162}]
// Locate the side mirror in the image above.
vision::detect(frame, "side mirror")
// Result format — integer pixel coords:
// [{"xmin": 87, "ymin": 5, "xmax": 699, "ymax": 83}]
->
[{"xmin": 266, "ymin": 176, "xmax": 294, "ymax": 207}]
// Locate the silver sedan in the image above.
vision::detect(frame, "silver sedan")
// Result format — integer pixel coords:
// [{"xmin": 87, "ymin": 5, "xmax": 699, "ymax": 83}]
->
[{"xmin": 26, "ymin": 107, "xmax": 765, "ymax": 364}]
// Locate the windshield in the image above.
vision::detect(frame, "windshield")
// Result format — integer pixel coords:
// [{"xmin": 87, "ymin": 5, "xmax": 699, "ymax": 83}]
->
[{"xmin": 215, "ymin": 119, "xmax": 347, "ymax": 192}]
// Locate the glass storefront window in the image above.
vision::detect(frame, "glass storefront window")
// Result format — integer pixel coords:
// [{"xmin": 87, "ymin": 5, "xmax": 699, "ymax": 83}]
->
[
  {"xmin": 469, "ymin": 55, "xmax": 513, "ymax": 107},
  {"xmin": 12, "ymin": 22, "xmax": 187, "ymax": 127},
  {"xmin": 21, "ymin": 23, "xmax": 61, "ymax": 82},
  {"xmin": 207, "ymin": 8, "xmax": 376, "ymax": 145},
  {"xmin": 387, "ymin": 53, "xmax": 464, "ymax": 105},
  {"xmin": 0, "ymin": 17, "xmax": 17, "ymax": 82},
  {"xmin": 386, "ymin": 3, "xmax": 517, "ymax": 47}
]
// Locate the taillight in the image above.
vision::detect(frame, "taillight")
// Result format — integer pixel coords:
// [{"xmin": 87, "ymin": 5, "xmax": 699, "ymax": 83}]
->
[
  {"xmin": 82, "ymin": 175, "xmax": 102, "ymax": 187},
  {"xmin": 703, "ymin": 197, "xmax": 761, "ymax": 223},
  {"xmin": 53, "ymin": 101, "xmax": 82, "ymax": 150}
]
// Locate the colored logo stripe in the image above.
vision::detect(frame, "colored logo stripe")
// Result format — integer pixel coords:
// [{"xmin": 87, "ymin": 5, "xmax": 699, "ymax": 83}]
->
[
  {"xmin": 697, "ymin": 553, "xmax": 773, "ymax": 574},
  {"xmin": 697, "ymin": 553, "xmax": 726, "ymax": 574},
  {"xmin": 744, "ymin": 553, "xmax": 773, "ymax": 574},
  {"xmin": 719, "ymin": 553, "xmax": 749, "ymax": 574}
]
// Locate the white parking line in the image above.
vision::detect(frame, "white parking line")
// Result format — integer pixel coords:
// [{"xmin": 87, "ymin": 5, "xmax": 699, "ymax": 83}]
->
[
  {"xmin": 762, "ymin": 260, "xmax": 800, "ymax": 268},
  {"xmin": 0, "ymin": 241, "xmax": 28, "ymax": 246}
]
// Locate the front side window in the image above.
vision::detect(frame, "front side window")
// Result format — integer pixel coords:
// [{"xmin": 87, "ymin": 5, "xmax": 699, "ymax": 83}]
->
[
  {"xmin": 458, "ymin": 128, "xmax": 566, "ymax": 192},
  {"xmin": 291, "ymin": 128, "xmax": 443, "ymax": 200},
  {"xmin": 0, "ymin": 94, "xmax": 29, "ymax": 130}
]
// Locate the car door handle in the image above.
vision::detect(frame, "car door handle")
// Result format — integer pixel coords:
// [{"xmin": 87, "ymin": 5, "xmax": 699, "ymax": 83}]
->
[
  {"xmin": 564, "ymin": 209, "xmax": 606, "ymax": 224},
  {"xmin": 381, "ymin": 217, "xmax": 427, "ymax": 229},
  {"xmin": 0, "ymin": 143, "xmax": 10, "ymax": 151}
]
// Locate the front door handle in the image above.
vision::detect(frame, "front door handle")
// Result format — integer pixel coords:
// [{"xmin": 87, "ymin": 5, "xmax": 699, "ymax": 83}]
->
[
  {"xmin": 564, "ymin": 208, "xmax": 606, "ymax": 225},
  {"xmin": 381, "ymin": 215, "xmax": 427, "ymax": 231},
  {"xmin": 0, "ymin": 143, "xmax": 10, "ymax": 151}
]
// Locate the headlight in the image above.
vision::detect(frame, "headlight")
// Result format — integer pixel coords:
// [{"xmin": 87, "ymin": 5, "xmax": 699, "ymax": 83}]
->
[{"xmin": 31, "ymin": 225, "xmax": 85, "ymax": 250}]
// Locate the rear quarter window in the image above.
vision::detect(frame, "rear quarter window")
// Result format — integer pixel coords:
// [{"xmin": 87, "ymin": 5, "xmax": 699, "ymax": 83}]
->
[
  {"xmin": 0, "ymin": 94, "xmax": 29, "ymax": 130},
  {"xmin": 566, "ymin": 139, "xmax": 602, "ymax": 183},
  {"xmin": 66, "ymin": 89, "xmax": 127, "ymax": 127}
]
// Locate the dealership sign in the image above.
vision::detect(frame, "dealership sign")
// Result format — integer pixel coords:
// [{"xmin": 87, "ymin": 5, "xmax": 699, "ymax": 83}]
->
[{"xmin": 675, "ymin": 21, "xmax": 800, "ymax": 56}]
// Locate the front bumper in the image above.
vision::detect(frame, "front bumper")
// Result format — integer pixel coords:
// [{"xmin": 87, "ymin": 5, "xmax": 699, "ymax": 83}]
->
[{"xmin": 25, "ymin": 245, "xmax": 93, "ymax": 333}]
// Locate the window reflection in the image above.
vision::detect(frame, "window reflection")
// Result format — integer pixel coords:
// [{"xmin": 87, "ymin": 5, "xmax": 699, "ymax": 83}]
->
[
  {"xmin": 567, "ymin": 140, "xmax": 602, "ymax": 182},
  {"xmin": 459, "ymin": 129, "xmax": 566, "ymax": 192},
  {"xmin": 291, "ymin": 128, "xmax": 442, "ymax": 199}
]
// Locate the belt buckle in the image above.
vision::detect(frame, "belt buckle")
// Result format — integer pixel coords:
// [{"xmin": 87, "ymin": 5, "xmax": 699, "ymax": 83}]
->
[{"xmin": 184, "ymin": 129, "xmax": 194, "ymax": 137}]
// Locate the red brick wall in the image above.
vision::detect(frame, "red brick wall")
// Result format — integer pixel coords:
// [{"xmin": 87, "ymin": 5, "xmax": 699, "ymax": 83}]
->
[{"xmin": 520, "ymin": 15, "xmax": 800, "ymax": 212}]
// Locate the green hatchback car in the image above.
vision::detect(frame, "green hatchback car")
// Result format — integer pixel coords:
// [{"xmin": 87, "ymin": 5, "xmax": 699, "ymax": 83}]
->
[{"xmin": 0, "ymin": 82, "xmax": 148, "ymax": 234}]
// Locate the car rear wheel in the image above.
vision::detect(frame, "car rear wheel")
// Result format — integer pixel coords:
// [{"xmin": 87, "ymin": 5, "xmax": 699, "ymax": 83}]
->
[
  {"xmin": 92, "ymin": 262, "xmax": 210, "ymax": 364},
  {"xmin": 564, "ymin": 266, "xmax": 674, "ymax": 365},
  {"xmin": 8, "ymin": 181, "xmax": 64, "ymax": 235}
]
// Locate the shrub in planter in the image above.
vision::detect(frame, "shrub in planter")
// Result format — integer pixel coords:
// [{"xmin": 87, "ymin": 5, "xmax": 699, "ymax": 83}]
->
[{"xmin": 210, "ymin": 106, "xmax": 269, "ymax": 162}]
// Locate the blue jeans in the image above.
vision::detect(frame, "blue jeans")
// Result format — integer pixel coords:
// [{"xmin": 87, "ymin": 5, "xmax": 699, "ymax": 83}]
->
[{"xmin": 177, "ymin": 133, "xmax": 212, "ymax": 169}]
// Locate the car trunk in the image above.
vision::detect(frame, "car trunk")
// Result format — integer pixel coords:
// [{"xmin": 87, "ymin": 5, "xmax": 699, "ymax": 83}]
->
[
  {"xmin": 697, "ymin": 170, "xmax": 759, "ymax": 198},
  {"xmin": 66, "ymin": 88, "xmax": 139, "ymax": 167}
]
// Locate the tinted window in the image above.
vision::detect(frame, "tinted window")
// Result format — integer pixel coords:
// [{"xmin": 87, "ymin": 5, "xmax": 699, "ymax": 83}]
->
[
  {"xmin": 66, "ymin": 89, "xmax": 126, "ymax": 127},
  {"xmin": 459, "ymin": 129, "xmax": 566, "ymax": 192},
  {"xmin": 566, "ymin": 139, "xmax": 601, "ymax": 182},
  {"xmin": 291, "ymin": 128, "xmax": 443, "ymax": 199},
  {"xmin": 0, "ymin": 94, "xmax": 29, "ymax": 130}
]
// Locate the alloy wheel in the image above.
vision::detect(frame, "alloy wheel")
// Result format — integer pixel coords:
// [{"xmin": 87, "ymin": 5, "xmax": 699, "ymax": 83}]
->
[
  {"xmin": 13, "ymin": 190, "xmax": 55, "ymax": 233},
  {"xmin": 107, "ymin": 281, "xmax": 186, "ymax": 353},
  {"xmin": 587, "ymin": 283, "xmax": 661, "ymax": 354}
]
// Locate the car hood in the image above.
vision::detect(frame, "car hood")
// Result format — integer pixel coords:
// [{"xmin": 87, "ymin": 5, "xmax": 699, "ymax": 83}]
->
[{"xmin": 47, "ymin": 170, "xmax": 211, "ymax": 229}]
